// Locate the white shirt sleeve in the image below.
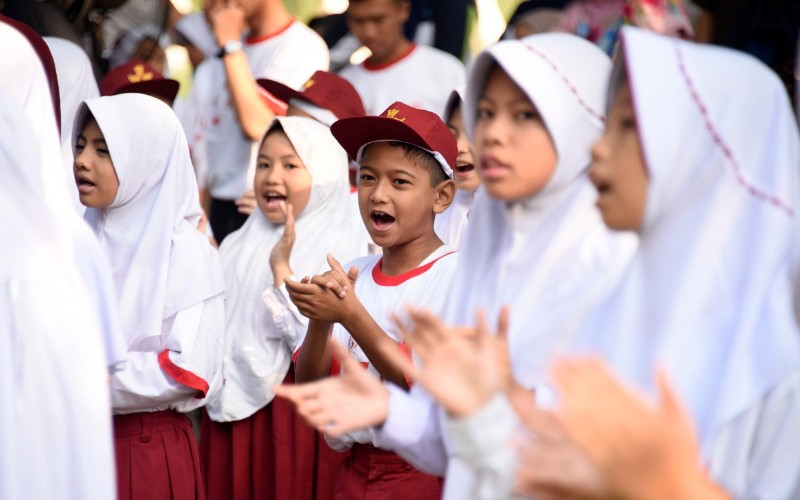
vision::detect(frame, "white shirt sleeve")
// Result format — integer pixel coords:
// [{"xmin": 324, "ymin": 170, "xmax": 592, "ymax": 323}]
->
[
  {"xmin": 708, "ymin": 371, "xmax": 800, "ymax": 499},
  {"xmin": 372, "ymin": 384, "xmax": 450, "ymax": 476},
  {"xmin": 261, "ymin": 281, "xmax": 309, "ymax": 354},
  {"xmin": 443, "ymin": 394, "xmax": 519, "ymax": 500},
  {"xmin": 110, "ymin": 293, "xmax": 226, "ymax": 414}
]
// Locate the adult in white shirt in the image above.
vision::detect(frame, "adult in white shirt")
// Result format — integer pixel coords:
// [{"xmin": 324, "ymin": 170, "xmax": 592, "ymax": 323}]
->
[
  {"xmin": 185, "ymin": 0, "xmax": 329, "ymax": 241},
  {"xmin": 339, "ymin": 0, "xmax": 465, "ymax": 116}
]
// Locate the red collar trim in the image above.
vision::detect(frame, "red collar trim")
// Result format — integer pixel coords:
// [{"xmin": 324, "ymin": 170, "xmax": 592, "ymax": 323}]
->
[
  {"xmin": 245, "ymin": 19, "xmax": 295, "ymax": 45},
  {"xmin": 363, "ymin": 43, "xmax": 417, "ymax": 71},
  {"xmin": 371, "ymin": 250, "xmax": 456, "ymax": 287}
]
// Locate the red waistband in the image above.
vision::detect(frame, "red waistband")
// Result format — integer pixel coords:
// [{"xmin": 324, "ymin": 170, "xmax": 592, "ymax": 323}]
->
[
  {"xmin": 350, "ymin": 443, "xmax": 410, "ymax": 465},
  {"xmin": 113, "ymin": 410, "xmax": 190, "ymax": 438}
]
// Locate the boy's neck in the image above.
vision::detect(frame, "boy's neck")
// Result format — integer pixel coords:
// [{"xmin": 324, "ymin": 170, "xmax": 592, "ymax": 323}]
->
[
  {"xmin": 367, "ymin": 37, "xmax": 412, "ymax": 67},
  {"xmin": 379, "ymin": 232, "xmax": 444, "ymax": 276},
  {"xmin": 247, "ymin": 1, "xmax": 292, "ymax": 39}
]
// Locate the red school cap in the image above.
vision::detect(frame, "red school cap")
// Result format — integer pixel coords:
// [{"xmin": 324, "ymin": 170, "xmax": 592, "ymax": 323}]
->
[
  {"xmin": 99, "ymin": 60, "xmax": 180, "ymax": 104},
  {"xmin": 257, "ymin": 70, "xmax": 366, "ymax": 120},
  {"xmin": 330, "ymin": 101, "xmax": 456, "ymax": 178}
]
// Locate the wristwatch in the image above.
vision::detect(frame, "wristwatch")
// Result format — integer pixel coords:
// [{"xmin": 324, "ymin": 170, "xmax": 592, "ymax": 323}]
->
[{"xmin": 216, "ymin": 39, "xmax": 243, "ymax": 58}]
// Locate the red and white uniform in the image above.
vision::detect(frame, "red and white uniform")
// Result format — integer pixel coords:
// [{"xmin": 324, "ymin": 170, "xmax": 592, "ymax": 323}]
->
[
  {"xmin": 185, "ymin": 20, "xmax": 329, "ymax": 200},
  {"xmin": 326, "ymin": 245, "xmax": 458, "ymax": 451},
  {"xmin": 338, "ymin": 44, "xmax": 465, "ymax": 117}
]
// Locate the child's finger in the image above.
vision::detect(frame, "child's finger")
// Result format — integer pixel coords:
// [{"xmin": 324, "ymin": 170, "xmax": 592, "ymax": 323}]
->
[
  {"xmin": 284, "ymin": 202, "xmax": 295, "ymax": 229},
  {"xmin": 327, "ymin": 253, "xmax": 348, "ymax": 277},
  {"xmin": 347, "ymin": 265, "xmax": 360, "ymax": 283},
  {"xmin": 497, "ymin": 305, "xmax": 510, "ymax": 341},
  {"xmin": 406, "ymin": 308, "xmax": 447, "ymax": 342}
]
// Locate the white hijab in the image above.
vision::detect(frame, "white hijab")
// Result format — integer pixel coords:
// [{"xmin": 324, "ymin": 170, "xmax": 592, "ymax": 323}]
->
[
  {"xmin": 45, "ymin": 36, "xmax": 100, "ymax": 203},
  {"xmin": 0, "ymin": 91, "xmax": 116, "ymax": 500},
  {"xmin": 0, "ymin": 23, "xmax": 72, "ymax": 214},
  {"xmin": 450, "ymin": 34, "xmax": 637, "ymax": 388},
  {"xmin": 572, "ymin": 27, "xmax": 800, "ymax": 453},
  {"xmin": 215, "ymin": 116, "xmax": 360, "ymax": 418},
  {"xmin": 79, "ymin": 94, "xmax": 225, "ymax": 348}
]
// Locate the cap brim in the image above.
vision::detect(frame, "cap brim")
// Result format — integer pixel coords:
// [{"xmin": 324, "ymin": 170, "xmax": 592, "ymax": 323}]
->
[
  {"xmin": 114, "ymin": 79, "xmax": 180, "ymax": 103},
  {"xmin": 331, "ymin": 116, "xmax": 453, "ymax": 178},
  {"xmin": 256, "ymin": 78, "xmax": 300, "ymax": 106}
]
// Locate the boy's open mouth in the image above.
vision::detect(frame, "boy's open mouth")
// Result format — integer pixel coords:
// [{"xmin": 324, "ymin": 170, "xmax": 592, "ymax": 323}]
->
[{"xmin": 370, "ymin": 210, "xmax": 395, "ymax": 232}]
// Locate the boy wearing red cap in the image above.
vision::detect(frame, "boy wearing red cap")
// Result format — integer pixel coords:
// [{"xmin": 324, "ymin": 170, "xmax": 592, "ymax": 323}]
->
[
  {"xmin": 258, "ymin": 70, "xmax": 366, "ymax": 126},
  {"xmin": 185, "ymin": 0, "xmax": 329, "ymax": 241},
  {"xmin": 99, "ymin": 60, "xmax": 180, "ymax": 106},
  {"xmin": 287, "ymin": 102, "xmax": 457, "ymax": 499}
]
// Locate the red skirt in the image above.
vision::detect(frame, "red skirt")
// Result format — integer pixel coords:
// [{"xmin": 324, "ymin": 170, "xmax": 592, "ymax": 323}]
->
[
  {"xmin": 334, "ymin": 444, "xmax": 443, "ymax": 500},
  {"xmin": 200, "ymin": 366, "xmax": 347, "ymax": 500},
  {"xmin": 114, "ymin": 410, "xmax": 205, "ymax": 500}
]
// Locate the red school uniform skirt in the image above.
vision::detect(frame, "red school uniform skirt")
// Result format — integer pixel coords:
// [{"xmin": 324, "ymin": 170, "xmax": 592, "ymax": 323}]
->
[
  {"xmin": 200, "ymin": 365, "xmax": 347, "ymax": 500},
  {"xmin": 114, "ymin": 409, "xmax": 206, "ymax": 500},
  {"xmin": 334, "ymin": 444, "xmax": 443, "ymax": 500}
]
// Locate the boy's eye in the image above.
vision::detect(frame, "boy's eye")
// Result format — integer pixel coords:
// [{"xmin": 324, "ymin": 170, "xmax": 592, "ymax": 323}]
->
[{"xmin": 393, "ymin": 178, "xmax": 410, "ymax": 186}]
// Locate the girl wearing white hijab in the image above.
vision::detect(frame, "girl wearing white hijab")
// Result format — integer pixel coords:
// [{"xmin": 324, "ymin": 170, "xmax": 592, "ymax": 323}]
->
[
  {"xmin": 74, "ymin": 93, "xmax": 226, "ymax": 500},
  {"xmin": 571, "ymin": 26, "xmax": 800, "ymax": 498},
  {"xmin": 274, "ymin": 34, "xmax": 638, "ymax": 499},
  {"xmin": 201, "ymin": 116, "xmax": 359, "ymax": 499},
  {"xmin": 45, "ymin": 36, "xmax": 100, "ymax": 209},
  {"xmin": 0, "ymin": 91, "xmax": 116, "ymax": 500},
  {"xmin": 0, "ymin": 22, "xmax": 126, "ymax": 372},
  {"xmin": 433, "ymin": 87, "xmax": 480, "ymax": 249}
]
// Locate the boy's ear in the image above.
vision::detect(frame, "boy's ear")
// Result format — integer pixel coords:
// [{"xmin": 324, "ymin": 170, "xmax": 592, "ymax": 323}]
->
[
  {"xmin": 432, "ymin": 179, "xmax": 456, "ymax": 215},
  {"xmin": 397, "ymin": 0, "xmax": 411, "ymax": 23}
]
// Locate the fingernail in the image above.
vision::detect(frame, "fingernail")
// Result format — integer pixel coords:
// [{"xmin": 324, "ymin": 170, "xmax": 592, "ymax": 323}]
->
[{"xmin": 339, "ymin": 291, "xmax": 346, "ymax": 298}]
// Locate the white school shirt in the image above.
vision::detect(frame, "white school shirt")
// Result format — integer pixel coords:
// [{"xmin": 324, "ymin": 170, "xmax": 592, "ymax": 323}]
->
[
  {"xmin": 434, "ymin": 189, "xmax": 474, "ymax": 249},
  {"xmin": 338, "ymin": 44, "xmax": 465, "ymax": 117},
  {"xmin": 185, "ymin": 21, "xmax": 329, "ymax": 200},
  {"xmin": 325, "ymin": 246, "xmax": 458, "ymax": 451}
]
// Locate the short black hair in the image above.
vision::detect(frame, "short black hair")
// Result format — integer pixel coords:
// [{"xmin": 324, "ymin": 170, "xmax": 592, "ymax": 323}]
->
[{"xmin": 364, "ymin": 141, "xmax": 448, "ymax": 187}]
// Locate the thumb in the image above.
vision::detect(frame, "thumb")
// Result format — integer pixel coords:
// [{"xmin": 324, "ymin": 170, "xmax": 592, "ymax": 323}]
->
[
  {"xmin": 656, "ymin": 368, "xmax": 685, "ymax": 419},
  {"xmin": 496, "ymin": 305, "xmax": 510, "ymax": 342},
  {"xmin": 329, "ymin": 338, "xmax": 360, "ymax": 374},
  {"xmin": 347, "ymin": 265, "xmax": 360, "ymax": 283},
  {"xmin": 283, "ymin": 203, "xmax": 295, "ymax": 235}
]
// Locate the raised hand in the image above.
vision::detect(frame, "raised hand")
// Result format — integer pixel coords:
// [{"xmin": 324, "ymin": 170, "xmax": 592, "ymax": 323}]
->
[
  {"xmin": 269, "ymin": 202, "xmax": 295, "ymax": 286},
  {"xmin": 275, "ymin": 339, "xmax": 389, "ymax": 436},
  {"xmin": 387, "ymin": 308, "xmax": 506, "ymax": 418},
  {"xmin": 285, "ymin": 255, "xmax": 361, "ymax": 324},
  {"xmin": 551, "ymin": 359, "xmax": 726, "ymax": 500},
  {"xmin": 510, "ymin": 389, "xmax": 608, "ymax": 499},
  {"xmin": 207, "ymin": 0, "xmax": 246, "ymax": 46}
]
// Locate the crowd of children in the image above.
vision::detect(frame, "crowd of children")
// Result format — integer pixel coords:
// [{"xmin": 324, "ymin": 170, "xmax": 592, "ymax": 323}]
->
[{"xmin": 2, "ymin": 0, "xmax": 800, "ymax": 499}]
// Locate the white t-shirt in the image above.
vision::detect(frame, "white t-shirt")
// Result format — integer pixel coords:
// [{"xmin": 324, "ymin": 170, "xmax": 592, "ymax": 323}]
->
[
  {"xmin": 185, "ymin": 21, "xmax": 329, "ymax": 199},
  {"xmin": 338, "ymin": 44, "xmax": 465, "ymax": 117},
  {"xmin": 325, "ymin": 245, "xmax": 458, "ymax": 451}
]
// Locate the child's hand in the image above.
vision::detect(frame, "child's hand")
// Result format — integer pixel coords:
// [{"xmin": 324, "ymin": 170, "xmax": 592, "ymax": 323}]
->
[
  {"xmin": 386, "ymin": 308, "xmax": 506, "ymax": 418},
  {"xmin": 285, "ymin": 257, "xmax": 361, "ymax": 324},
  {"xmin": 269, "ymin": 202, "xmax": 295, "ymax": 286},
  {"xmin": 305, "ymin": 254, "xmax": 359, "ymax": 299},
  {"xmin": 551, "ymin": 359, "xmax": 724, "ymax": 500},
  {"xmin": 275, "ymin": 338, "xmax": 390, "ymax": 436},
  {"xmin": 510, "ymin": 390, "xmax": 609, "ymax": 499},
  {"xmin": 207, "ymin": 0, "xmax": 246, "ymax": 46},
  {"xmin": 234, "ymin": 190, "xmax": 257, "ymax": 215}
]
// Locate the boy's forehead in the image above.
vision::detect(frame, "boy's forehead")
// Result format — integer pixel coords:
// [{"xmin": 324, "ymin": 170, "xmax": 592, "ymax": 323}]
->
[{"xmin": 359, "ymin": 143, "xmax": 425, "ymax": 173}]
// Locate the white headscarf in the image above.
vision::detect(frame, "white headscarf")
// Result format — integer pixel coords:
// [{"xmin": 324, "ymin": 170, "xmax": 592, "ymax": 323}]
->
[
  {"xmin": 45, "ymin": 36, "xmax": 100, "ymax": 201},
  {"xmin": 215, "ymin": 116, "xmax": 360, "ymax": 418},
  {"xmin": 572, "ymin": 27, "xmax": 800, "ymax": 453},
  {"xmin": 450, "ymin": 34, "xmax": 637, "ymax": 388},
  {"xmin": 0, "ymin": 23, "xmax": 72, "ymax": 213},
  {"xmin": 0, "ymin": 91, "xmax": 116, "ymax": 500},
  {"xmin": 78, "ymin": 94, "xmax": 225, "ymax": 348}
]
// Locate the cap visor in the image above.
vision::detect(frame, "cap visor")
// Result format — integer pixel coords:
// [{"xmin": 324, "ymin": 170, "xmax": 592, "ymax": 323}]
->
[
  {"xmin": 331, "ymin": 116, "xmax": 433, "ymax": 161},
  {"xmin": 115, "ymin": 79, "xmax": 180, "ymax": 104}
]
